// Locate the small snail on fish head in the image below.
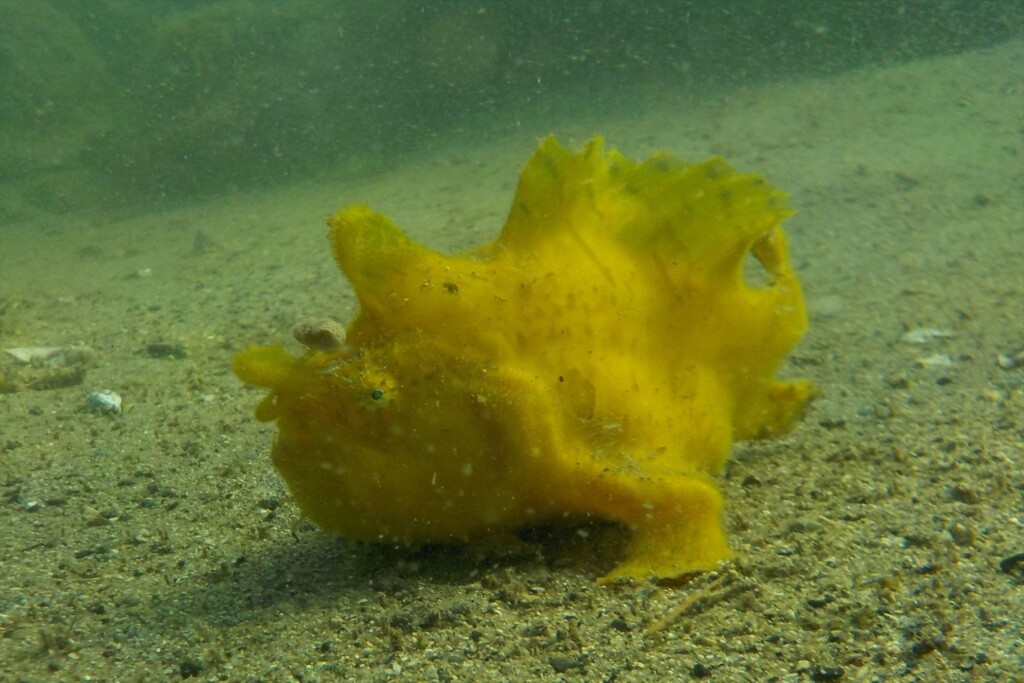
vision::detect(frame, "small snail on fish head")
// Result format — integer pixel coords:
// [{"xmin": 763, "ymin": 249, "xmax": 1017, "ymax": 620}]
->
[{"xmin": 292, "ymin": 319, "xmax": 347, "ymax": 352}]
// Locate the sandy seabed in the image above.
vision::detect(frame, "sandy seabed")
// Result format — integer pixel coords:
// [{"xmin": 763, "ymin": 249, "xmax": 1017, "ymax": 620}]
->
[{"xmin": 1, "ymin": 39, "xmax": 1021, "ymax": 682}]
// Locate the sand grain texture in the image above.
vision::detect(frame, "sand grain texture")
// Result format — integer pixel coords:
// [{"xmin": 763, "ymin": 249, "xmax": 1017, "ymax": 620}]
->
[{"xmin": 1, "ymin": 40, "xmax": 1021, "ymax": 682}]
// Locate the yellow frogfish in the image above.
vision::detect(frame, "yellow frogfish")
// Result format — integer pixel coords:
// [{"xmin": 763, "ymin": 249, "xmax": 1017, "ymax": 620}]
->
[{"xmin": 233, "ymin": 136, "xmax": 815, "ymax": 582}]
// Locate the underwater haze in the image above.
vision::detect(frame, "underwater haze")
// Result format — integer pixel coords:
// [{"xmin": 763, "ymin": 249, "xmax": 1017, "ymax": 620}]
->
[
  {"xmin": 1, "ymin": 2, "xmax": 1022, "ymax": 682},
  {"xmin": 1, "ymin": 0, "xmax": 1021, "ymax": 218}
]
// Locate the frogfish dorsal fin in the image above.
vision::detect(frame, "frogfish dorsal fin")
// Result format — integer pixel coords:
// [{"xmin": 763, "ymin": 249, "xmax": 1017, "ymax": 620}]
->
[{"xmin": 496, "ymin": 136, "xmax": 793, "ymax": 282}]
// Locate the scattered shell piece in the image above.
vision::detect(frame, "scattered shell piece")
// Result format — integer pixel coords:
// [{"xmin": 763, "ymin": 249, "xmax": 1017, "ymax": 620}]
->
[
  {"xmin": 900, "ymin": 328, "xmax": 954, "ymax": 344},
  {"xmin": 916, "ymin": 354, "xmax": 954, "ymax": 368},
  {"xmin": 810, "ymin": 294, "xmax": 844, "ymax": 319},
  {"xmin": 5, "ymin": 347, "xmax": 63, "ymax": 363},
  {"xmin": 87, "ymin": 390, "xmax": 122, "ymax": 414},
  {"xmin": 996, "ymin": 348, "xmax": 1024, "ymax": 370}
]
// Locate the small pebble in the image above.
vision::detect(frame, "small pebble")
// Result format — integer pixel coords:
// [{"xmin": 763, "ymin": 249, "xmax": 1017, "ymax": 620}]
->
[
  {"xmin": 998, "ymin": 552, "xmax": 1024, "ymax": 577},
  {"xmin": 948, "ymin": 523, "xmax": 975, "ymax": 547},
  {"xmin": 811, "ymin": 295, "xmax": 844, "ymax": 319},
  {"xmin": 949, "ymin": 484, "xmax": 980, "ymax": 505},
  {"xmin": 607, "ymin": 616, "xmax": 631, "ymax": 632},
  {"xmin": 873, "ymin": 402, "xmax": 894, "ymax": 419},
  {"xmin": 810, "ymin": 664, "xmax": 845, "ymax": 681},
  {"xmin": 996, "ymin": 348, "xmax": 1024, "ymax": 369},
  {"xmin": 691, "ymin": 661, "xmax": 714, "ymax": 678},
  {"xmin": 900, "ymin": 327, "xmax": 954, "ymax": 344},
  {"xmin": 87, "ymin": 390, "xmax": 122, "ymax": 415},
  {"xmin": 145, "ymin": 342, "xmax": 187, "ymax": 359},
  {"xmin": 179, "ymin": 657, "xmax": 203, "ymax": 678},
  {"xmin": 4, "ymin": 347, "xmax": 63, "ymax": 363},
  {"xmin": 806, "ymin": 595, "xmax": 833, "ymax": 608},
  {"xmin": 549, "ymin": 655, "xmax": 584, "ymax": 673},
  {"xmin": 916, "ymin": 353, "xmax": 954, "ymax": 368},
  {"xmin": 885, "ymin": 374, "xmax": 911, "ymax": 389}
]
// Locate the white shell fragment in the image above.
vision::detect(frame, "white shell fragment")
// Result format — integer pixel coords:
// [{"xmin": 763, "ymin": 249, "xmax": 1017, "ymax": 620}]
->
[
  {"xmin": 87, "ymin": 390, "xmax": 122, "ymax": 414},
  {"xmin": 900, "ymin": 328, "xmax": 955, "ymax": 344},
  {"xmin": 916, "ymin": 353, "xmax": 954, "ymax": 368},
  {"xmin": 996, "ymin": 349, "xmax": 1024, "ymax": 370},
  {"xmin": 5, "ymin": 347, "xmax": 63, "ymax": 363}
]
